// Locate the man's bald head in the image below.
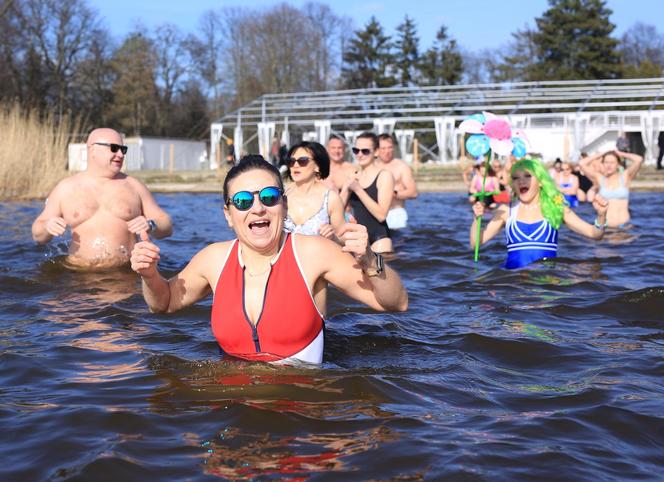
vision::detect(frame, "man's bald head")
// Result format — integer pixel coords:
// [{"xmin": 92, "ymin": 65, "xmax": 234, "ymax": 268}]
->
[{"xmin": 87, "ymin": 128, "xmax": 122, "ymax": 146}]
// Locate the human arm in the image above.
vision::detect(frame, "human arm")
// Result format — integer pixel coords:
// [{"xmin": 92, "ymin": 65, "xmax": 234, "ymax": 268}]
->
[
  {"xmin": 299, "ymin": 225, "xmax": 407, "ymax": 312},
  {"xmin": 345, "ymin": 171, "xmax": 394, "ymax": 222},
  {"xmin": 127, "ymin": 177, "xmax": 174, "ymax": 239},
  {"xmin": 319, "ymin": 190, "xmax": 346, "ymax": 240},
  {"xmin": 469, "ymin": 203, "xmax": 508, "ymax": 248},
  {"xmin": 578, "ymin": 152, "xmax": 604, "ymax": 184},
  {"xmin": 130, "ymin": 232, "xmax": 221, "ymax": 313},
  {"xmin": 31, "ymin": 182, "xmax": 68, "ymax": 243},
  {"xmin": 562, "ymin": 195, "xmax": 608, "ymax": 239},
  {"xmin": 394, "ymin": 163, "xmax": 418, "ymax": 200},
  {"xmin": 616, "ymin": 150, "xmax": 643, "ymax": 181}
]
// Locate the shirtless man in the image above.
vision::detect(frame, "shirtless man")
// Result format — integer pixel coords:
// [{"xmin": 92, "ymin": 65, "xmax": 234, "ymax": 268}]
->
[
  {"xmin": 325, "ymin": 135, "xmax": 356, "ymax": 192},
  {"xmin": 376, "ymin": 134, "xmax": 418, "ymax": 230},
  {"xmin": 31, "ymin": 128, "xmax": 173, "ymax": 269}
]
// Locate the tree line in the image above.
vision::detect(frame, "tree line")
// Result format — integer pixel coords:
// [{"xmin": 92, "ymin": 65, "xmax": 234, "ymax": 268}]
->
[{"xmin": 0, "ymin": 0, "xmax": 662, "ymax": 139}]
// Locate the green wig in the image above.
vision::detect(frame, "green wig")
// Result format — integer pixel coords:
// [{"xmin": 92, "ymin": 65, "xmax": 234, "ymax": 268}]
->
[{"xmin": 511, "ymin": 158, "xmax": 566, "ymax": 229}]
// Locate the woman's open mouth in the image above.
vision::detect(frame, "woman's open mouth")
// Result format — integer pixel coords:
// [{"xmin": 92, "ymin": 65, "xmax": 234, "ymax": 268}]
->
[{"xmin": 249, "ymin": 219, "xmax": 270, "ymax": 234}]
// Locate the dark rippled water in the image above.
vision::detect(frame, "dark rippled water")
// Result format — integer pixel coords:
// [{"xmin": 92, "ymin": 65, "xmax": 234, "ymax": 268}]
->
[{"xmin": 1, "ymin": 192, "xmax": 663, "ymax": 481}]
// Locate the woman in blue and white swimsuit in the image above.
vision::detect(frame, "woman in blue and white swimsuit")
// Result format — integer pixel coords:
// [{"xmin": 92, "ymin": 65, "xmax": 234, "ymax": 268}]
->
[
  {"xmin": 579, "ymin": 150, "xmax": 643, "ymax": 229},
  {"xmin": 469, "ymin": 159, "xmax": 609, "ymax": 269},
  {"xmin": 283, "ymin": 141, "xmax": 346, "ymax": 239}
]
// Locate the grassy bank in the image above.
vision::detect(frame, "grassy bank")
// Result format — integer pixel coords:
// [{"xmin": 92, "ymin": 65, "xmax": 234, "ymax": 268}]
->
[{"xmin": 0, "ymin": 103, "xmax": 76, "ymax": 200}]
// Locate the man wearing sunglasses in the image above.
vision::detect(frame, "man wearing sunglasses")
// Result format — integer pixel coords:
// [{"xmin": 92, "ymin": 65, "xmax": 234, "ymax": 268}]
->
[
  {"xmin": 31, "ymin": 128, "xmax": 173, "ymax": 269},
  {"xmin": 376, "ymin": 134, "xmax": 418, "ymax": 231}
]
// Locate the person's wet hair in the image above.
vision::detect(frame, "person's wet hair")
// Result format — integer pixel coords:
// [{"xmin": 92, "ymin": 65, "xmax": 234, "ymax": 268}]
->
[
  {"xmin": 377, "ymin": 133, "xmax": 395, "ymax": 144},
  {"xmin": 356, "ymin": 132, "xmax": 378, "ymax": 150},
  {"xmin": 602, "ymin": 150, "xmax": 625, "ymax": 168},
  {"xmin": 286, "ymin": 141, "xmax": 330, "ymax": 179},
  {"xmin": 223, "ymin": 155, "xmax": 283, "ymax": 204}
]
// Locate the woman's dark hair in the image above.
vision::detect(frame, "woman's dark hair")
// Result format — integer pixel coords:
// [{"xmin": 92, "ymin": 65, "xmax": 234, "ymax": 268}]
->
[
  {"xmin": 286, "ymin": 141, "xmax": 330, "ymax": 179},
  {"xmin": 223, "ymin": 155, "xmax": 284, "ymax": 203},
  {"xmin": 356, "ymin": 131, "xmax": 378, "ymax": 149}
]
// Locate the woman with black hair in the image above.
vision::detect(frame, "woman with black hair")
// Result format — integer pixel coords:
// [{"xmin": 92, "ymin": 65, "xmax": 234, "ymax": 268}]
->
[
  {"xmin": 283, "ymin": 141, "xmax": 346, "ymax": 240},
  {"xmin": 130, "ymin": 155, "xmax": 407, "ymax": 365}
]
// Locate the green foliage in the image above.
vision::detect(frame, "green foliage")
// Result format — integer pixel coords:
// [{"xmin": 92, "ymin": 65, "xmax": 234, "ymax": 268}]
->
[
  {"xmin": 394, "ymin": 16, "xmax": 419, "ymax": 86},
  {"xmin": 418, "ymin": 26, "xmax": 463, "ymax": 86},
  {"xmin": 341, "ymin": 17, "xmax": 395, "ymax": 89},
  {"xmin": 530, "ymin": 0, "xmax": 622, "ymax": 80},
  {"xmin": 108, "ymin": 32, "xmax": 158, "ymax": 136}
]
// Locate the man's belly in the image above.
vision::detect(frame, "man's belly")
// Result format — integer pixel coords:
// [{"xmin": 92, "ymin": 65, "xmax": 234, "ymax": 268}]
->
[{"xmin": 67, "ymin": 215, "xmax": 137, "ymax": 268}]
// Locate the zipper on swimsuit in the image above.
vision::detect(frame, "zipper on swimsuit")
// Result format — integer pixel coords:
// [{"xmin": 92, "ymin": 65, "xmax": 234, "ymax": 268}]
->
[{"xmin": 241, "ymin": 266, "xmax": 273, "ymax": 353}]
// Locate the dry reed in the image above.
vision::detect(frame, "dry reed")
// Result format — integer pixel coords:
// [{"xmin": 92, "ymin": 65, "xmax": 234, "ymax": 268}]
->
[{"xmin": 0, "ymin": 103, "xmax": 79, "ymax": 200}]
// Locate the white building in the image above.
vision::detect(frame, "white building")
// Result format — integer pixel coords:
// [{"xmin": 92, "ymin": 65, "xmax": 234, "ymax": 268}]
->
[
  {"xmin": 210, "ymin": 77, "xmax": 664, "ymax": 165},
  {"xmin": 68, "ymin": 136, "xmax": 208, "ymax": 172}
]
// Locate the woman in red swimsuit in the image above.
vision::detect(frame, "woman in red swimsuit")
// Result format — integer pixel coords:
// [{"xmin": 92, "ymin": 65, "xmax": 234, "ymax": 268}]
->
[{"xmin": 130, "ymin": 155, "xmax": 408, "ymax": 365}]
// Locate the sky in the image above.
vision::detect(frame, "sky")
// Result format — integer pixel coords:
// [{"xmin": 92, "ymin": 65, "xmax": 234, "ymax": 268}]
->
[{"xmin": 88, "ymin": 0, "xmax": 660, "ymax": 52}]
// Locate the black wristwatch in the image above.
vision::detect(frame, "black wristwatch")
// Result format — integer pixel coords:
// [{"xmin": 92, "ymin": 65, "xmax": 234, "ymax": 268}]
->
[
  {"xmin": 147, "ymin": 219, "xmax": 157, "ymax": 233},
  {"xmin": 365, "ymin": 252, "xmax": 384, "ymax": 277}
]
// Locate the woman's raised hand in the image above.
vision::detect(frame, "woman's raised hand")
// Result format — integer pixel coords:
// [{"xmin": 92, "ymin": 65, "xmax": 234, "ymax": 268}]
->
[{"xmin": 130, "ymin": 231, "xmax": 161, "ymax": 278}]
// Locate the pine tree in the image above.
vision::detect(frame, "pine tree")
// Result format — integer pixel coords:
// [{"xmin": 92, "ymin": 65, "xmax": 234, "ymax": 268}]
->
[
  {"xmin": 394, "ymin": 15, "xmax": 419, "ymax": 86},
  {"xmin": 109, "ymin": 32, "xmax": 158, "ymax": 136},
  {"xmin": 418, "ymin": 26, "xmax": 463, "ymax": 86},
  {"xmin": 530, "ymin": 0, "xmax": 621, "ymax": 80},
  {"xmin": 341, "ymin": 17, "xmax": 395, "ymax": 89}
]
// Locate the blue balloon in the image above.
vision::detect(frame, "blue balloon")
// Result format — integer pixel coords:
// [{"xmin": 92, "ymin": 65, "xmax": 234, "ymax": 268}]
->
[
  {"xmin": 467, "ymin": 113, "xmax": 486, "ymax": 124},
  {"xmin": 466, "ymin": 134, "xmax": 490, "ymax": 157},
  {"xmin": 511, "ymin": 137, "xmax": 527, "ymax": 158}
]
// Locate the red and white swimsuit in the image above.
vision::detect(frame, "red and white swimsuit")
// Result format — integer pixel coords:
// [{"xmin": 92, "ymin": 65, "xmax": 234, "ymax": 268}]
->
[{"xmin": 211, "ymin": 233, "xmax": 324, "ymax": 364}]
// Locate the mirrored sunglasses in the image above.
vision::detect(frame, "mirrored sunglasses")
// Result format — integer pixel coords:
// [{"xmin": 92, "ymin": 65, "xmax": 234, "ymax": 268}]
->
[{"xmin": 226, "ymin": 186, "xmax": 283, "ymax": 211}]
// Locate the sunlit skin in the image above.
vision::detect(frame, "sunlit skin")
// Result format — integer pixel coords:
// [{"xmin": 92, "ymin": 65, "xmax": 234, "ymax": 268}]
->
[
  {"xmin": 325, "ymin": 138, "xmax": 356, "ymax": 191},
  {"xmin": 31, "ymin": 128, "xmax": 172, "ymax": 269},
  {"xmin": 342, "ymin": 137, "xmax": 394, "ymax": 253},
  {"xmin": 470, "ymin": 167, "xmax": 609, "ymax": 252},
  {"xmin": 129, "ymin": 165, "xmax": 407, "ymax": 337},
  {"xmin": 285, "ymin": 147, "xmax": 345, "ymax": 240},
  {"xmin": 579, "ymin": 150, "xmax": 643, "ymax": 228},
  {"xmin": 375, "ymin": 137, "xmax": 418, "ymax": 210}
]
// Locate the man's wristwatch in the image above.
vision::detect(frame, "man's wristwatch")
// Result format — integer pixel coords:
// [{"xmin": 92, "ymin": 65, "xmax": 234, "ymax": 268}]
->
[
  {"xmin": 364, "ymin": 252, "xmax": 384, "ymax": 277},
  {"xmin": 147, "ymin": 219, "xmax": 157, "ymax": 233}
]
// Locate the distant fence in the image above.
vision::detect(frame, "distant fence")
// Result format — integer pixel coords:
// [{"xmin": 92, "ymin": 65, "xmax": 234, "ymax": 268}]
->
[{"xmin": 69, "ymin": 137, "xmax": 208, "ymax": 171}]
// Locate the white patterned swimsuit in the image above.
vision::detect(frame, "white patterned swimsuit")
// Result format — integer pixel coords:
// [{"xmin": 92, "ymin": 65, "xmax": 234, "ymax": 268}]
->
[{"xmin": 284, "ymin": 190, "xmax": 331, "ymax": 235}]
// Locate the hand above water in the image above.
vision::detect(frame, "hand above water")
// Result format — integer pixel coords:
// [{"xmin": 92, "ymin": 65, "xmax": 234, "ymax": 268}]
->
[
  {"xmin": 45, "ymin": 216, "xmax": 67, "ymax": 237},
  {"xmin": 130, "ymin": 231, "xmax": 160, "ymax": 278},
  {"xmin": 127, "ymin": 215, "xmax": 152, "ymax": 235},
  {"xmin": 472, "ymin": 201, "xmax": 485, "ymax": 218},
  {"xmin": 337, "ymin": 218, "xmax": 370, "ymax": 265},
  {"xmin": 592, "ymin": 194, "xmax": 609, "ymax": 218},
  {"xmin": 318, "ymin": 223, "xmax": 335, "ymax": 240}
]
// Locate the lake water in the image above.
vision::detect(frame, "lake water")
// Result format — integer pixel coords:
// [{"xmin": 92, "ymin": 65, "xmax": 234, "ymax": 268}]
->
[{"xmin": 1, "ymin": 192, "xmax": 663, "ymax": 481}]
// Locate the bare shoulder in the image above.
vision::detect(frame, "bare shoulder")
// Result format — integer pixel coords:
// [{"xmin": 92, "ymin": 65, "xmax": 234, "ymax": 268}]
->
[
  {"xmin": 395, "ymin": 158, "xmax": 413, "ymax": 172},
  {"xmin": 343, "ymin": 162, "xmax": 357, "ymax": 174},
  {"xmin": 124, "ymin": 175, "xmax": 150, "ymax": 192}
]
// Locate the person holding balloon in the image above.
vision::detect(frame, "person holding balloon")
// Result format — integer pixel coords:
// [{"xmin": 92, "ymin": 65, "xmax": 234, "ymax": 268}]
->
[
  {"xmin": 460, "ymin": 112, "xmax": 609, "ymax": 269},
  {"xmin": 470, "ymin": 158, "xmax": 609, "ymax": 269}
]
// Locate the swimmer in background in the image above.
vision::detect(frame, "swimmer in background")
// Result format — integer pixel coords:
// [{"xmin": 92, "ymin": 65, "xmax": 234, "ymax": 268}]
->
[
  {"xmin": 324, "ymin": 135, "xmax": 356, "ymax": 192},
  {"xmin": 491, "ymin": 157, "xmax": 512, "ymax": 204},
  {"xmin": 470, "ymin": 158, "xmax": 609, "ymax": 269},
  {"xmin": 342, "ymin": 132, "xmax": 394, "ymax": 254},
  {"xmin": 555, "ymin": 161, "xmax": 581, "ymax": 208},
  {"xmin": 579, "ymin": 150, "xmax": 643, "ymax": 229},
  {"xmin": 375, "ymin": 134, "xmax": 418, "ymax": 230},
  {"xmin": 574, "ymin": 152, "xmax": 598, "ymax": 203},
  {"xmin": 31, "ymin": 128, "xmax": 173, "ymax": 269},
  {"xmin": 283, "ymin": 141, "xmax": 346, "ymax": 240},
  {"xmin": 468, "ymin": 161, "xmax": 499, "ymax": 209}
]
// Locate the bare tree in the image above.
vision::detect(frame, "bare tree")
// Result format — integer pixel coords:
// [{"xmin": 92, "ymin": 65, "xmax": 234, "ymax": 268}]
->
[
  {"xmin": 620, "ymin": 22, "xmax": 664, "ymax": 76},
  {"xmin": 17, "ymin": 0, "xmax": 99, "ymax": 117}
]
